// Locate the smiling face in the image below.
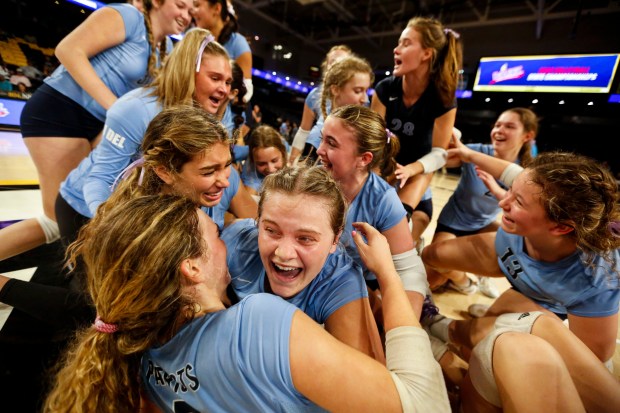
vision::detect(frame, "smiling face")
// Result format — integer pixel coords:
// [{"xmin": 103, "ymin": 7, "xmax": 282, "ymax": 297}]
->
[
  {"xmin": 317, "ymin": 116, "xmax": 364, "ymax": 183},
  {"xmin": 191, "ymin": 0, "xmax": 220, "ymax": 30},
  {"xmin": 498, "ymin": 170, "xmax": 552, "ymax": 237},
  {"xmin": 194, "ymin": 54, "xmax": 232, "ymax": 114},
  {"xmin": 258, "ymin": 192, "xmax": 338, "ymax": 298},
  {"xmin": 332, "ymin": 72, "xmax": 371, "ymax": 109},
  {"xmin": 153, "ymin": 0, "xmax": 193, "ymax": 36},
  {"xmin": 393, "ymin": 27, "xmax": 432, "ymax": 76},
  {"xmin": 491, "ymin": 111, "xmax": 533, "ymax": 157},
  {"xmin": 253, "ymin": 146, "xmax": 284, "ymax": 177},
  {"xmin": 168, "ymin": 142, "xmax": 232, "ymax": 207}
]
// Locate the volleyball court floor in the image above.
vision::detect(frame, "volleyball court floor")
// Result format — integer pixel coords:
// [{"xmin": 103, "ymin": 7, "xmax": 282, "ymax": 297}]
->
[{"xmin": 0, "ymin": 134, "xmax": 618, "ymax": 375}]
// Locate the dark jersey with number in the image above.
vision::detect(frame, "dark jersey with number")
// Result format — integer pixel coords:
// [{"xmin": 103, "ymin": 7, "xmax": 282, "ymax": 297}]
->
[{"xmin": 374, "ymin": 76, "xmax": 455, "ymax": 166}]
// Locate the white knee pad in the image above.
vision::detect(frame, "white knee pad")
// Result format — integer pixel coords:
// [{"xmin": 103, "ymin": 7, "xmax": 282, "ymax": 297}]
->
[
  {"xmin": 35, "ymin": 214, "xmax": 60, "ymax": 243},
  {"xmin": 468, "ymin": 311, "xmax": 544, "ymax": 407}
]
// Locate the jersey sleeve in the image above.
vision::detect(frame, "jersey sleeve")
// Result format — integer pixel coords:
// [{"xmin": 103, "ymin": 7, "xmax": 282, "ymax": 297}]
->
[
  {"xmin": 109, "ymin": 3, "xmax": 142, "ymax": 42},
  {"xmin": 374, "ymin": 186, "xmax": 407, "ymax": 232},
  {"xmin": 373, "ymin": 77, "xmax": 390, "ymax": 106},
  {"xmin": 316, "ymin": 254, "xmax": 368, "ymax": 321},
  {"xmin": 225, "ymin": 33, "xmax": 251, "ymax": 60},
  {"xmin": 567, "ymin": 288, "xmax": 620, "ymax": 317},
  {"xmin": 83, "ymin": 93, "xmax": 152, "ymax": 214}
]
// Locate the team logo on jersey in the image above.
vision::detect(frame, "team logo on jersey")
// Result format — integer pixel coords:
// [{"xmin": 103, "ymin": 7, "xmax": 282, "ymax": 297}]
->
[
  {"xmin": 0, "ymin": 103, "xmax": 9, "ymax": 118},
  {"xmin": 499, "ymin": 247, "xmax": 523, "ymax": 279},
  {"xmin": 145, "ymin": 359, "xmax": 200, "ymax": 394}
]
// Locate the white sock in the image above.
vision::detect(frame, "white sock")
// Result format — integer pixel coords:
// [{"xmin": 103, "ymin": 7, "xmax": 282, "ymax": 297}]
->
[{"xmin": 430, "ymin": 317, "xmax": 452, "ymax": 343}]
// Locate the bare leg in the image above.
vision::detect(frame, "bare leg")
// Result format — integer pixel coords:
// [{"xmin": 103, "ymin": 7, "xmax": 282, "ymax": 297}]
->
[
  {"xmin": 23, "ymin": 137, "xmax": 92, "ymax": 220},
  {"xmin": 530, "ymin": 316, "xmax": 620, "ymax": 413},
  {"xmin": 0, "ymin": 218, "xmax": 47, "ymax": 261},
  {"xmin": 410, "ymin": 210, "xmax": 430, "ymax": 249},
  {"xmin": 425, "ymin": 231, "xmax": 470, "ymax": 289},
  {"xmin": 493, "ymin": 332, "xmax": 586, "ymax": 413}
]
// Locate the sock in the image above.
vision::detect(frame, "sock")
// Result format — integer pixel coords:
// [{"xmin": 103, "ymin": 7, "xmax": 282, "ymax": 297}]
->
[{"xmin": 429, "ymin": 316, "xmax": 453, "ymax": 343}]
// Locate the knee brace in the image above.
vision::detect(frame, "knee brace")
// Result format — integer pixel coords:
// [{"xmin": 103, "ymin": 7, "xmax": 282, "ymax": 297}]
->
[
  {"xmin": 469, "ymin": 311, "xmax": 544, "ymax": 407},
  {"xmin": 35, "ymin": 213, "xmax": 60, "ymax": 244}
]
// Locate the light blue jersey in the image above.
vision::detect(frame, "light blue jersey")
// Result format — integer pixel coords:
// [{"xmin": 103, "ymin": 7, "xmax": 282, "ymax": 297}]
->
[
  {"xmin": 305, "ymin": 114, "xmax": 324, "ymax": 150},
  {"xmin": 221, "ymin": 219, "xmax": 367, "ymax": 323},
  {"xmin": 339, "ymin": 172, "xmax": 407, "ymax": 280},
  {"xmin": 60, "ymin": 87, "xmax": 161, "ymax": 217},
  {"xmin": 240, "ymin": 160, "xmax": 263, "ymax": 192},
  {"xmin": 496, "ymin": 228, "xmax": 620, "ymax": 317},
  {"xmin": 142, "ymin": 294, "xmax": 327, "ymax": 413},
  {"xmin": 45, "ymin": 4, "xmax": 169, "ymax": 121},
  {"xmin": 437, "ymin": 144, "xmax": 509, "ymax": 231},
  {"xmin": 222, "ymin": 32, "xmax": 251, "ymax": 60},
  {"xmin": 305, "ymin": 86, "xmax": 330, "ymax": 120}
]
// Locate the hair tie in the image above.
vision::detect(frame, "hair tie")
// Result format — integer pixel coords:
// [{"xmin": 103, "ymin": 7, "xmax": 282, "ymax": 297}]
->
[
  {"xmin": 111, "ymin": 157, "xmax": 146, "ymax": 191},
  {"xmin": 227, "ymin": 1, "xmax": 236, "ymax": 17},
  {"xmin": 443, "ymin": 28, "xmax": 460, "ymax": 39},
  {"xmin": 94, "ymin": 315, "xmax": 118, "ymax": 334},
  {"xmin": 608, "ymin": 221, "xmax": 620, "ymax": 238},
  {"xmin": 385, "ymin": 128, "xmax": 392, "ymax": 145}
]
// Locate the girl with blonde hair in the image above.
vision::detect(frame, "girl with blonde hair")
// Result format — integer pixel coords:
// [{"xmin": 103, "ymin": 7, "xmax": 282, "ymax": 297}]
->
[{"xmin": 293, "ymin": 55, "xmax": 374, "ymax": 163}]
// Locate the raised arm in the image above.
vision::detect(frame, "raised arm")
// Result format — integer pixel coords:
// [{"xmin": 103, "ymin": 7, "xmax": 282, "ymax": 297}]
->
[
  {"xmin": 290, "ymin": 103, "xmax": 316, "ymax": 165},
  {"xmin": 395, "ymin": 108, "xmax": 455, "ymax": 188},
  {"xmin": 289, "ymin": 222, "xmax": 449, "ymax": 412},
  {"xmin": 382, "ymin": 217, "xmax": 426, "ymax": 319},
  {"xmin": 55, "ymin": 7, "xmax": 127, "ymax": 111},
  {"xmin": 449, "ymin": 138, "xmax": 523, "ymax": 185}
]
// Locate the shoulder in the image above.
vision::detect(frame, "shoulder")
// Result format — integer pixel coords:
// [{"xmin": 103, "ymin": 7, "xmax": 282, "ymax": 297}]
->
[
  {"xmin": 221, "ymin": 218, "xmax": 257, "ymax": 248},
  {"xmin": 106, "ymin": 88, "xmax": 159, "ymax": 134},
  {"xmin": 374, "ymin": 76, "xmax": 399, "ymax": 96},
  {"xmin": 106, "ymin": 3, "xmax": 143, "ymax": 30}
]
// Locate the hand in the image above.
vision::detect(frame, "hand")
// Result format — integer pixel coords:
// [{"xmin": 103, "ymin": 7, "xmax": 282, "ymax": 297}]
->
[
  {"xmin": 351, "ymin": 222, "xmax": 396, "ymax": 277},
  {"xmin": 446, "ymin": 138, "xmax": 475, "ymax": 163},
  {"xmin": 476, "ymin": 166, "xmax": 507, "ymax": 200},
  {"xmin": 394, "ymin": 163, "xmax": 417, "ymax": 189}
]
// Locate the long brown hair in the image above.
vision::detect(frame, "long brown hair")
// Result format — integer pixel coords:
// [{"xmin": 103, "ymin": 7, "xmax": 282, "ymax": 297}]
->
[
  {"xmin": 329, "ymin": 105, "xmax": 401, "ymax": 178},
  {"xmin": 101, "ymin": 105, "xmax": 230, "ymax": 215},
  {"xmin": 501, "ymin": 107, "xmax": 539, "ymax": 168},
  {"xmin": 407, "ymin": 17, "xmax": 463, "ymax": 107},
  {"xmin": 45, "ymin": 195, "xmax": 205, "ymax": 412},
  {"xmin": 527, "ymin": 152, "xmax": 620, "ymax": 264}
]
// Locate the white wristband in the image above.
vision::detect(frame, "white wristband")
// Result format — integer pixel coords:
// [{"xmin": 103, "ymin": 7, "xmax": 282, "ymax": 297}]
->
[
  {"xmin": 418, "ymin": 147, "xmax": 448, "ymax": 173},
  {"xmin": 392, "ymin": 249, "xmax": 428, "ymax": 297},
  {"xmin": 243, "ymin": 78, "xmax": 253, "ymax": 102},
  {"xmin": 292, "ymin": 128, "xmax": 310, "ymax": 151},
  {"xmin": 499, "ymin": 163, "xmax": 524, "ymax": 187}
]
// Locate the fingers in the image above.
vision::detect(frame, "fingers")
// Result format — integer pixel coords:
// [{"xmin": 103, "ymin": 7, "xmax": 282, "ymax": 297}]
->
[{"xmin": 399, "ymin": 176, "xmax": 409, "ymax": 189}]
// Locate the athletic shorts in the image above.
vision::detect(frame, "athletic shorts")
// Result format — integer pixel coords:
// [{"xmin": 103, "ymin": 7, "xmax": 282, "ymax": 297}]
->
[
  {"xmin": 434, "ymin": 222, "xmax": 480, "ymax": 237},
  {"xmin": 20, "ymin": 84, "xmax": 103, "ymax": 141},
  {"xmin": 414, "ymin": 198, "xmax": 433, "ymax": 220}
]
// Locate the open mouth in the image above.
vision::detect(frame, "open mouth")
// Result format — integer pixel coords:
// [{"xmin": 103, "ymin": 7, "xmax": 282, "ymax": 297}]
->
[
  {"xmin": 271, "ymin": 261, "xmax": 302, "ymax": 281},
  {"xmin": 394, "ymin": 58, "xmax": 403, "ymax": 68},
  {"xmin": 209, "ymin": 96, "xmax": 222, "ymax": 107},
  {"xmin": 319, "ymin": 158, "xmax": 332, "ymax": 170},
  {"xmin": 203, "ymin": 190, "xmax": 223, "ymax": 203}
]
